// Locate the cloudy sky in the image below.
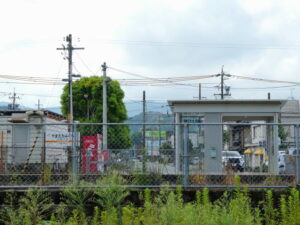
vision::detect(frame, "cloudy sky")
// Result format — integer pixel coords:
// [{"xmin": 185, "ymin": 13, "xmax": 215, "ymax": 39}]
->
[{"xmin": 1, "ymin": 0, "xmax": 300, "ymax": 111}]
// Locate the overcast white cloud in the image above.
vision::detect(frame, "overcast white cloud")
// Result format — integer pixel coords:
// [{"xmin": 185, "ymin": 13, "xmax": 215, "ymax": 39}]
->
[{"xmin": 1, "ymin": 0, "xmax": 300, "ymax": 110}]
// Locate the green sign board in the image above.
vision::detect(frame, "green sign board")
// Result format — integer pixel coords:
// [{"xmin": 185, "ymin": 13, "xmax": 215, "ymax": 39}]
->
[{"xmin": 145, "ymin": 130, "xmax": 166, "ymax": 138}]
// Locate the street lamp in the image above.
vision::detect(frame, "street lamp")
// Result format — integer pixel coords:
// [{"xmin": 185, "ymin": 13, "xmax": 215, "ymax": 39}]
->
[{"xmin": 84, "ymin": 94, "xmax": 89, "ymax": 120}]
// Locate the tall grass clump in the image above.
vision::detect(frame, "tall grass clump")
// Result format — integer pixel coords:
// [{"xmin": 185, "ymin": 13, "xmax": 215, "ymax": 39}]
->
[
  {"xmin": 60, "ymin": 181, "xmax": 94, "ymax": 221},
  {"xmin": 279, "ymin": 188, "xmax": 300, "ymax": 225},
  {"xmin": 95, "ymin": 171, "xmax": 129, "ymax": 225},
  {"xmin": 19, "ymin": 189, "xmax": 54, "ymax": 225},
  {"xmin": 0, "ymin": 189, "xmax": 54, "ymax": 225},
  {"xmin": 159, "ymin": 186, "xmax": 185, "ymax": 225},
  {"xmin": 141, "ymin": 188, "xmax": 159, "ymax": 225},
  {"xmin": 0, "ymin": 178, "xmax": 299, "ymax": 225},
  {"xmin": 0, "ymin": 191, "xmax": 24, "ymax": 225},
  {"xmin": 262, "ymin": 190, "xmax": 278, "ymax": 225},
  {"xmin": 210, "ymin": 176, "xmax": 261, "ymax": 225}
]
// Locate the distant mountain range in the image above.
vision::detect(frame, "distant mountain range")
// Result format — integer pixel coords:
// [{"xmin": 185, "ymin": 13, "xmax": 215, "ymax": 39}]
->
[
  {"xmin": 44, "ymin": 106, "xmax": 62, "ymax": 114},
  {"xmin": 126, "ymin": 111, "xmax": 174, "ymax": 132},
  {"xmin": 43, "ymin": 101, "xmax": 170, "ymax": 117},
  {"xmin": 0, "ymin": 101, "xmax": 172, "ymax": 120},
  {"xmin": 125, "ymin": 101, "xmax": 171, "ymax": 117},
  {"xmin": 0, "ymin": 101, "xmax": 32, "ymax": 110}
]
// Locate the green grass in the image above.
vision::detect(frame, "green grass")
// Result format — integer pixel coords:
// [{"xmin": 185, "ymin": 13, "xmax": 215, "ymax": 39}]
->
[{"xmin": 0, "ymin": 174, "xmax": 299, "ymax": 225}]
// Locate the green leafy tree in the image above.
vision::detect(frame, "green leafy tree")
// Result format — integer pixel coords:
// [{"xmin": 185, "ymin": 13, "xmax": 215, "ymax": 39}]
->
[
  {"xmin": 61, "ymin": 76, "xmax": 131, "ymax": 149},
  {"xmin": 278, "ymin": 125, "xmax": 288, "ymax": 149},
  {"xmin": 159, "ymin": 142, "xmax": 173, "ymax": 156},
  {"xmin": 131, "ymin": 131, "xmax": 143, "ymax": 147},
  {"xmin": 223, "ymin": 130, "xmax": 230, "ymax": 146}
]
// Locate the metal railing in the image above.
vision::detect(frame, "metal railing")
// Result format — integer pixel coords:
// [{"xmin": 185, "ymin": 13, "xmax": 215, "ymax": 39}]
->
[{"xmin": 0, "ymin": 122, "xmax": 298, "ymax": 189}]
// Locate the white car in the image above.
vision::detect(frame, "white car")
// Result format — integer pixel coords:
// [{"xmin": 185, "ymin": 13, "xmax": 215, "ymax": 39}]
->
[
  {"xmin": 287, "ymin": 148, "xmax": 299, "ymax": 155},
  {"xmin": 191, "ymin": 157, "xmax": 200, "ymax": 164},
  {"xmin": 222, "ymin": 151, "xmax": 245, "ymax": 172}
]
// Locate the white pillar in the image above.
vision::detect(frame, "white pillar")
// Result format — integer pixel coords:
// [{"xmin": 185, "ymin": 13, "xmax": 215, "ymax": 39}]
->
[
  {"xmin": 175, "ymin": 113, "xmax": 181, "ymax": 174},
  {"xmin": 203, "ymin": 113, "xmax": 223, "ymax": 174},
  {"xmin": 268, "ymin": 114, "xmax": 279, "ymax": 174}
]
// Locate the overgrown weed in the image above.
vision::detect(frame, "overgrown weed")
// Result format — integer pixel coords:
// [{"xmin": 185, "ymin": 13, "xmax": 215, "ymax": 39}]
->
[{"xmin": 0, "ymin": 176, "xmax": 299, "ymax": 225}]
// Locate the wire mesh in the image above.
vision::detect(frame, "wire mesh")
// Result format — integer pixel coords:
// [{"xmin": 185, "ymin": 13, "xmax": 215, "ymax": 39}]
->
[{"xmin": 0, "ymin": 122, "xmax": 298, "ymax": 188}]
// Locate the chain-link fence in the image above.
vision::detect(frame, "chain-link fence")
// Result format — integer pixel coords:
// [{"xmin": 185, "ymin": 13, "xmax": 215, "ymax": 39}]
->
[{"xmin": 0, "ymin": 122, "xmax": 299, "ymax": 188}]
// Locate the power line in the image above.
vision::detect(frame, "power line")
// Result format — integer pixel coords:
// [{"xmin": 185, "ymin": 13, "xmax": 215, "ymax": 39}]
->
[
  {"xmin": 2, "ymin": 68, "xmax": 300, "ymax": 91},
  {"xmin": 0, "ymin": 76, "xmax": 299, "ymax": 90},
  {"xmin": 3, "ymin": 69, "xmax": 300, "ymax": 86},
  {"xmin": 92, "ymin": 38, "xmax": 300, "ymax": 50},
  {"xmin": 44, "ymin": 59, "xmax": 65, "ymax": 108},
  {"xmin": 0, "ymin": 90, "xmax": 59, "ymax": 98},
  {"xmin": 231, "ymin": 74, "xmax": 300, "ymax": 85},
  {"xmin": 0, "ymin": 81, "xmax": 62, "ymax": 85},
  {"xmin": 109, "ymin": 66, "xmax": 216, "ymax": 85},
  {"xmin": 231, "ymin": 84, "xmax": 300, "ymax": 90},
  {"xmin": 74, "ymin": 51, "xmax": 97, "ymax": 75}
]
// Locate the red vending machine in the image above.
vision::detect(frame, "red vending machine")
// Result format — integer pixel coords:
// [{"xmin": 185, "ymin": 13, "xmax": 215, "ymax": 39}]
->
[{"xmin": 82, "ymin": 136, "xmax": 98, "ymax": 173}]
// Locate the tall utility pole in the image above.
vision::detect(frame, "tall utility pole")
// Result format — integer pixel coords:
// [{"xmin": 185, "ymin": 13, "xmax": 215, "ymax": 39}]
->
[
  {"xmin": 215, "ymin": 66, "xmax": 231, "ymax": 100},
  {"xmin": 9, "ymin": 89, "xmax": 20, "ymax": 110},
  {"xmin": 199, "ymin": 83, "xmax": 201, "ymax": 100},
  {"xmin": 102, "ymin": 62, "xmax": 108, "ymax": 150},
  {"xmin": 36, "ymin": 99, "xmax": 42, "ymax": 110},
  {"xmin": 57, "ymin": 34, "xmax": 84, "ymax": 122},
  {"xmin": 57, "ymin": 34, "xmax": 84, "ymax": 184},
  {"xmin": 221, "ymin": 67, "xmax": 224, "ymax": 99},
  {"xmin": 143, "ymin": 91, "xmax": 146, "ymax": 148}
]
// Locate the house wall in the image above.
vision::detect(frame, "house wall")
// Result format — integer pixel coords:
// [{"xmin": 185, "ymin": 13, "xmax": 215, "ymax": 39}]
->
[
  {"xmin": 0, "ymin": 114, "xmax": 70, "ymax": 167},
  {"xmin": 44, "ymin": 117, "xmax": 69, "ymax": 164},
  {"xmin": 203, "ymin": 113, "xmax": 222, "ymax": 173}
]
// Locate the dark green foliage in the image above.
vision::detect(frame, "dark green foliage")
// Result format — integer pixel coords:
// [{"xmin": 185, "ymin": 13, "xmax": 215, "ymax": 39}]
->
[
  {"xmin": 21, "ymin": 190, "xmax": 54, "ymax": 225},
  {"xmin": 131, "ymin": 131, "xmax": 143, "ymax": 147},
  {"xmin": 132, "ymin": 172, "xmax": 162, "ymax": 185},
  {"xmin": 61, "ymin": 183, "xmax": 94, "ymax": 214},
  {"xmin": 223, "ymin": 130, "xmax": 230, "ymax": 146},
  {"xmin": 108, "ymin": 125, "xmax": 131, "ymax": 149},
  {"xmin": 278, "ymin": 125, "xmax": 288, "ymax": 149},
  {"xmin": 61, "ymin": 76, "xmax": 132, "ymax": 149},
  {"xmin": 0, "ymin": 185, "xmax": 299, "ymax": 224},
  {"xmin": 263, "ymin": 190, "xmax": 278, "ymax": 225},
  {"xmin": 279, "ymin": 188, "xmax": 300, "ymax": 225},
  {"xmin": 159, "ymin": 142, "xmax": 173, "ymax": 156},
  {"xmin": 94, "ymin": 172, "xmax": 129, "ymax": 210},
  {"xmin": 61, "ymin": 76, "xmax": 127, "ymax": 123},
  {"xmin": 95, "ymin": 172, "xmax": 129, "ymax": 225},
  {"xmin": 0, "ymin": 192, "xmax": 24, "ymax": 225},
  {"xmin": 0, "ymin": 189, "xmax": 54, "ymax": 225}
]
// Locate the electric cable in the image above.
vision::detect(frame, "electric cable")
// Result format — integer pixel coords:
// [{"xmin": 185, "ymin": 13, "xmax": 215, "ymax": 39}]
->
[
  {"xmin": 91, "ymin": 38, "xmax": 300, "ymax": 50},
  {"xmin": 74, "ymin": 51, "xmax": 97, "ymax": 75}
]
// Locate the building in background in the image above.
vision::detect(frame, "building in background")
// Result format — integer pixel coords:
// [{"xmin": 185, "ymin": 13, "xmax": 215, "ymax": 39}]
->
[{"xmin": 0, "ymin": 110, "xmax": 71, "ymax": 173}]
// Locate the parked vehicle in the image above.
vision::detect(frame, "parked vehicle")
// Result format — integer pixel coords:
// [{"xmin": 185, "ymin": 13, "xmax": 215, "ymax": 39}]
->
[
  {"xmin": 278, "ymin": 150, "xmax": 285, "ymax": 155},
  {"xmin": 191, "ymin": 156, "xmax": 200, "ymax": 164},
  {"xmin": 278, "ymin": 153, "xmax": 285, "ymax": 174},
  {"xmin": 287, "ymin": 148, "xmax": 299, "ymax": 155},
  {"xmin": 222, "ymin": 151, "xmax": 245, "ymax": 172}
]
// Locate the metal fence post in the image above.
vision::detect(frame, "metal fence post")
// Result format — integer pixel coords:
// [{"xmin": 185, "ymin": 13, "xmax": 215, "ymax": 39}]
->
[
  {"xmin": 183, "ymin": 123, "xmax": 189, "ymax": 187},
  {"xmin": 175, "ymin": 114, "xmax": 181, "ymax": 174},
  {"xmin": 71, "ymin": 123, "xmax": 78, "ymax": 184},
  {"xmin": 296, "ymin": 124, "xmax": 300, "ymax": 184},
  {"xmin": 41, "ymin": 130, "xmax": 46, "ymax": 185}
]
